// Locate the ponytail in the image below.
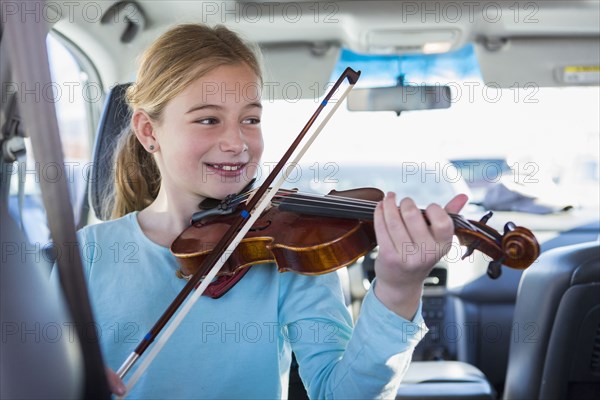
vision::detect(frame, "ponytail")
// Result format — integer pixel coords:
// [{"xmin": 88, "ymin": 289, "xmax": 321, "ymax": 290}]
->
[{"xmin": 105, "ymin": 128, "xmax": 160, "ymax": 219}]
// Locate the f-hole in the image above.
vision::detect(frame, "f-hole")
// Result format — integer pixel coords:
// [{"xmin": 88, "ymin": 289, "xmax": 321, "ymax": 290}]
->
[{"xmin": 250, "ymin": 220, "xmax": 271, "ymax": 231}]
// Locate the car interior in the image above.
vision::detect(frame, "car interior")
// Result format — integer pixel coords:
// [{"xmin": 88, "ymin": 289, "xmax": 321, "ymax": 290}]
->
[{"xmin": 1, "ymin": 1, "xmax": 599, "ymax": 399}]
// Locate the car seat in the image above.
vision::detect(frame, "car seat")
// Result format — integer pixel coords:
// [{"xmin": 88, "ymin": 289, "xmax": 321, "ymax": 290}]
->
[{"xmin": 504, "ymin": 241, "xmax": 600, "ymax": 399}]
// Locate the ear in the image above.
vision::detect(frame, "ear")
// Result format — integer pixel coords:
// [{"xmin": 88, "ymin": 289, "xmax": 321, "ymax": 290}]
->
[{"xmin": 132, "ymin": 109, "xmax": 158, "ymax": 152}]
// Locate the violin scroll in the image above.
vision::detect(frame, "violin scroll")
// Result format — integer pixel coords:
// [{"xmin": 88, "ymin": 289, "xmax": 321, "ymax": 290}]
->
[
  {"xmin": 455, "ymin": 212, "xmax": 540, "ymax": 279},
  {"xmin": 501, "ymin": 226, "xmax": 540, "ymax": 269}
]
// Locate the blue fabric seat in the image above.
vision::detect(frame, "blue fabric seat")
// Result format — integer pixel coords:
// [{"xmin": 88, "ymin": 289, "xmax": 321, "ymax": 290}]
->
[{"xmin": 90, "ymin": 83, "xmax": 132, "ymax": 220}]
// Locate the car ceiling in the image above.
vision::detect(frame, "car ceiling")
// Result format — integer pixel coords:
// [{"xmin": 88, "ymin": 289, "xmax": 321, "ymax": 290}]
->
[{"xmin": 48, "ymin": 0, "xmax": 600, "ymax": 97}]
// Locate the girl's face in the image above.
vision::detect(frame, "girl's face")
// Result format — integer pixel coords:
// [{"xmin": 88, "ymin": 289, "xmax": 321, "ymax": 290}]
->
[{"xmin": 153, "ymin": 64, "xmax": 264, "ymax": 201}]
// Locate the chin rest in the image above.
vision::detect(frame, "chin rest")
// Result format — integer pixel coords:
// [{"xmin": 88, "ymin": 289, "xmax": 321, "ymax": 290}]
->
[{"xmin": 397, "ymin": 361, "xmax": 495, "ymax": 400}]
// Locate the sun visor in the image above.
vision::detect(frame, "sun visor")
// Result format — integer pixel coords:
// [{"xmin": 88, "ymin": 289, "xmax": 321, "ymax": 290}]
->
[
  {"xmin": 475, "ymin": 37, "xmax": 600, "ymax": 88},
  {"xmin": 259, "ymin": 42, "xmax": 340, "ymax": 101}
]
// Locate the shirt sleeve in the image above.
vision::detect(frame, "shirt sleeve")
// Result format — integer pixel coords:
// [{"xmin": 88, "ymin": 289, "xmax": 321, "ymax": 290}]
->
[{"xmin": 279, "ymin": 273, "xmax": 428, "ymax": 399}]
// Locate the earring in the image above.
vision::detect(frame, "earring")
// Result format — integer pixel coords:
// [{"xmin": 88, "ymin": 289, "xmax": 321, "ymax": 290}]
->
[{"xmin": 149, "ymin": 145, "xmax": 155, "ymax": 151}]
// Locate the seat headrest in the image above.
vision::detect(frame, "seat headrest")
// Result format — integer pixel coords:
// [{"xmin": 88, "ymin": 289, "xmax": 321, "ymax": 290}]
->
[{"xmin": 89, "ymin": 83, "xmax": 132, "ymax": 220}]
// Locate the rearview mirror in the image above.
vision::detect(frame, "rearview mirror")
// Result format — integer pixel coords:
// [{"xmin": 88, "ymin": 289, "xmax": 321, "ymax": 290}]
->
[{"xmin": 347, "ymin": 85, "xmax": 451, "ymax": 115}]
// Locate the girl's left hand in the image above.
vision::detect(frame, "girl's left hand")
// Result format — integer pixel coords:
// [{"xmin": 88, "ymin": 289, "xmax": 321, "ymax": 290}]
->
[{"xmin": 373, "ymin": 192, "xmax": 469, "ymax": 320}]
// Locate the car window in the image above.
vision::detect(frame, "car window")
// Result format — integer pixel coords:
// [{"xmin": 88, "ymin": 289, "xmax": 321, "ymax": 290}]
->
[
  {"xmin": 7, "ymin": 33, "xmax": 99, "ymax": 244},
  {"xmin": 261, "ymin": 44, "xmax": 599, "ymax": 214},
  {"xmin": 286, "ymin": 163, "xmax": 470, "ymax": 208}
]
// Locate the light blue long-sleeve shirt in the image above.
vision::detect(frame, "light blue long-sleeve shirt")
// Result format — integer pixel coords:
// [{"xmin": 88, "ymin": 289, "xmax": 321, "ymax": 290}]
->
[{"xmin": 76, "ymin": 211, "xmax": 427, "ymax": 399}]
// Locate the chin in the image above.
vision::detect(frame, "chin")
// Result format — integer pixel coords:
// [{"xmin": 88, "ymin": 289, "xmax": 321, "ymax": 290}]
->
[{"xmin": 202, "ymin": 182, "xmax": 248, "ymax": 201}]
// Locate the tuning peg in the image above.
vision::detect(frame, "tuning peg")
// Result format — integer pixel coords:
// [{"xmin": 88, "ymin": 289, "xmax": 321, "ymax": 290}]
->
[
  {"xmin": 462, "ymin": 239, "xmax": 480, "ymax": 260},
  {"xmin": 462, "ymin": 246, "xmax": 475, "ymax": 260},
  {"xmin": 487, "ymin": 258, "xmax": 504, "ymax": 279},
  {"xmin": 479, "ymin": 211, "xmax": 493, "ymax": 224},
  {"xmin": 504, "ymin": 221, "xmax": 516, "ymax": 234}
]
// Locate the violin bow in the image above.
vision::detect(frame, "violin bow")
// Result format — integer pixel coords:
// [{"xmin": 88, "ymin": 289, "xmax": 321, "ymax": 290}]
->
[{"xmin": 119, "ymin": 67, "xmax": 361, "ymax": 394}]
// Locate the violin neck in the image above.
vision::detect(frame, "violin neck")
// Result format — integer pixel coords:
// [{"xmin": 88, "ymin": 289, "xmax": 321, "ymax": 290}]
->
[{"xmin": 275, "ymin": 192, "xmax": 475, "ymax": 233}]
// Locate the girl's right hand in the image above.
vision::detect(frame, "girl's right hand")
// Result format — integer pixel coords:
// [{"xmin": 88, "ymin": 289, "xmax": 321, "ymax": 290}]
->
[{"xmin": 106, "ymin": 367, "xmax": 127, "ymax": 396}]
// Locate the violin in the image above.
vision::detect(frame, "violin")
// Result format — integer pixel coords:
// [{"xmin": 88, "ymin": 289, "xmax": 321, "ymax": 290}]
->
[{"xmin": 171, "ymin": 186, "xmax": 540, "ymax": 299}]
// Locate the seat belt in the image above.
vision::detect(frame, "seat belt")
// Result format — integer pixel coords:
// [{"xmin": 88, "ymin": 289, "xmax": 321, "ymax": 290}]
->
[{"xmin": 2, "ymin": 2, "xmax": 110, "ymax": 398}]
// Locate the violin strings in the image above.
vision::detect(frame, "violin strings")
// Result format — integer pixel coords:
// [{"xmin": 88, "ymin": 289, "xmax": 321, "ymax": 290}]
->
[
  {"xmin": 275, "ymin": 191, "xmax": 476, "ymax": 232},
  {"xmin": 243, "ymin": 189, "xmax": 481, "ymax": 233},
  {"xmin": 288, "ymin": 193, "xmax": 489, "ymax": 234},
  {"xmin": 282, "ymin": 193, "xmax": 499, "ymax": 242},
  {"xmin": 228, "ymin": 189, "xmax": 496, "ymax": 241}
]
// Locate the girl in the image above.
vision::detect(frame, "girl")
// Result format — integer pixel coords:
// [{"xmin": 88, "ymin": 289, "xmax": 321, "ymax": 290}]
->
[{"xmin": 82, "ymin": 24, "xmax": 467, "ymax": 398}]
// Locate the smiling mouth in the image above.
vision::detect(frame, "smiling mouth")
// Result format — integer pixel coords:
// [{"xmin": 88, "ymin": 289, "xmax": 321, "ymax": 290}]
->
[{"xmin": 205, "ymin": 163, "xmax": 246, "ymax": 172}]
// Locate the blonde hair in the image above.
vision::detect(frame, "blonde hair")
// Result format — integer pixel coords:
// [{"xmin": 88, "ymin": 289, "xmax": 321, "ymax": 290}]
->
[{"xmin": 106, "ymin": 24, "xmax": 262, "ymax": 219}]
